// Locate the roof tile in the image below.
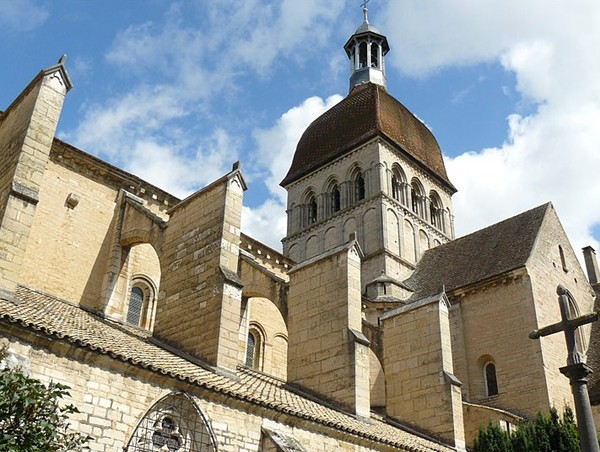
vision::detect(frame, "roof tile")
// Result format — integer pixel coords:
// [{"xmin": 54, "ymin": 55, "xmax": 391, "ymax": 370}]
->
[{"xmin": 0, "ymin": 286, "xmax": 451, "ymax": 451}]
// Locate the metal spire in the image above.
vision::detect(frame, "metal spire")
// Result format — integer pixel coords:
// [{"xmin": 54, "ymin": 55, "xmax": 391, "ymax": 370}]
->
[{"xmin": 361, "ymin": 0, "xmax": 370, "ymax": 23}]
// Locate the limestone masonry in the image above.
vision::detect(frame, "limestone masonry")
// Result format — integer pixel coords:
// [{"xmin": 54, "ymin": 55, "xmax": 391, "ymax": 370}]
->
[{"xmin": 1, "ymin": 9, "xmax": 599, "ymax": 452}]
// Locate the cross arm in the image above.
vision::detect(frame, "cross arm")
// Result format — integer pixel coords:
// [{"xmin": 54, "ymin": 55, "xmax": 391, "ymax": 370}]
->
[{"xmin": 529, "ymin": 312, "xmax": 599, "ymax": 339}]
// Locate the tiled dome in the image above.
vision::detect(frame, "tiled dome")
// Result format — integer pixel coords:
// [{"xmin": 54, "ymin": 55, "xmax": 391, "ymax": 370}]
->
[{"xmin": 281, "ymin": 82, "xmax": 455, "ymax": 191}]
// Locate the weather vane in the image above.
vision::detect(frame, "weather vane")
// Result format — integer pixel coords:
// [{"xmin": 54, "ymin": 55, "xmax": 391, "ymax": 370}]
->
[{"xmin": 361, "ymin": 0, "xmax": 370, "ymax": 9}]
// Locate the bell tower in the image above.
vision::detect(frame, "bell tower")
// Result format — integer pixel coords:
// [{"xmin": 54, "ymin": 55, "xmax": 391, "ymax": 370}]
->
[
  {"xmin": 281, "ymin": 6, "xmax": 456, "ymax": 295},
  {"xmin": 344, "ymin": 5, "xmax": 390, "ymax": 92}
]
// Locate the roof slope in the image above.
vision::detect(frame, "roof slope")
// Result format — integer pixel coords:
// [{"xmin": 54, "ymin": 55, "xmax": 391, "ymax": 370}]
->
[
  {"xmin": 0, "ymin": 286, "xmax": 451, "ymax": 452},
  {"xmin": 281, "ymin": 83, "xmax": 454, "ymax": 190},
  {"xmin": 405, "ymin": 203, "xmax": 550, "ymax": 299}
]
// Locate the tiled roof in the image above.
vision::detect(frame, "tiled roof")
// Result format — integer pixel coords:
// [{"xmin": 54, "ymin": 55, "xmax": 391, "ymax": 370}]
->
[
  {"xmin": 405, "ymin": 203, "xmax": 550, "ymax": 299},
  {"xmin": 280, "ymin": 83, "xmax": 455, "ymax": 191},
  {"xmin": 0, "ymin": 286, "xmax": 451, "ymax": 452}
]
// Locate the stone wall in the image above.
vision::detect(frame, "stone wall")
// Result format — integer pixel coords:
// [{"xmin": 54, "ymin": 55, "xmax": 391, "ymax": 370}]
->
[
  {"xmin": 462, "ymin": 402, "xmax": 522, "ymax": 448},
  {"xmin": 154, "ymin": 168, "xmax": 245, "ymax": 370},
  {"xmin": 0, "ymin": 326, "xmax": 401, "ymax": 452},
  {"xmin": 0, "ymin": 67, "xmax": 68, "ymax": 293},
  {"xmin": 18, "ymin": 157, "xmax": 120, "ymax": 305},
  {"xmin": 286, "ymin": 241, "xmax": 369, "ymax": 417},
  {"xmin": 528, "ymin": 205, "xmax": 595, "ymax": 412},
  {"xmin": 382, "ymin": 295, "xmax": 465, "ymax": 448},
  {"xmin": 247, "ymin": 296, "xmax": 288, "ymax": 379},
  {"xmin": 282, "ymin": 139, "xmax": 452, "ymax": 289},
  {"xmin": 450, "ymin": 273, "xmax": 551, "ymax": 416}
]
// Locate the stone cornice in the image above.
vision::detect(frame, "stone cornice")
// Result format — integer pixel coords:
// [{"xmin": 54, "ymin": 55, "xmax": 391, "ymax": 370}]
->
[
  {"xmin": 448, "ymin": 268, "xmax": 529, "ymax": 302},
  {"xmin": 51, "ymin": 138, "xmax": 179, "ymax": 209}
]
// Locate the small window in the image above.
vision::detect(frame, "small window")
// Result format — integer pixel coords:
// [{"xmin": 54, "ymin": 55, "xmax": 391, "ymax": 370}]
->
[
  {"xmin": 126, "ymin": 287, "xmax": 144, "ymax": 326},
  {"xmin": 411, "ymin": 187, "xmax": 420, "ymax": 215},
  {"xmin": 308, "ymin": 197, "xmax": 317, "ymax": 224},
  {"xmin": 429, "ymin": 193, "xmax": 445, "ymax": 232},
  {"xmin": 125, "ymin": 278, "xmax": 156, "ymax": 330},
  {"xmin": 370, "ymin": 42, "xmax": 378, "ymax": 67},
  {"xmin": 246, "ymin": 328, "xmax": 262, "ymax": 370},
  {"xmin": 245, "ymin": 332, "xmax": 256, "ymax": 367},
  {"xmin": 355, "ymin": 173, "xmax": 365, "ymax": 201},
  {"xmin": 332, "ymin": 185, "xmax": 341, "ymax": 213},
  {"xmin": 359, "ymin": 41, "xmax": 368, "ymax": 68},
  {"xmin": 392, "ymin": 176, "xmax": 401, "ymax": 201},
  {"xmin": 559, "ymin": 245, "xmax": 568, "ymax": 272},
  {"xmin": 391, "ymin": 167, "xmax": 407, "ymax": 205},
  {"xmin": 484, "ymin": 362, "xmax": 499, "ymax": 396}
]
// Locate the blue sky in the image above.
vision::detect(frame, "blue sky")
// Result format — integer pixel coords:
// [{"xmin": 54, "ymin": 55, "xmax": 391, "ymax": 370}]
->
[{"xmin": 1, "ymin": 0, "xmax": 599, "ymax": 261}]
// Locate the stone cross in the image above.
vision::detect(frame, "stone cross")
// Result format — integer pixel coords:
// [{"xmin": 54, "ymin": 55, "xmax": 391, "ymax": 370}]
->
[{"xmin": 529, "ymin": 284, "xmax": 599, "ymax": 452}]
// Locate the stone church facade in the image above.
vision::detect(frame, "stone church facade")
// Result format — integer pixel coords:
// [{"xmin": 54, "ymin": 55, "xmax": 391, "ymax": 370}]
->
[{"xmin": 1, "ymin": 9, "xmax": 599, "ymax": 452}]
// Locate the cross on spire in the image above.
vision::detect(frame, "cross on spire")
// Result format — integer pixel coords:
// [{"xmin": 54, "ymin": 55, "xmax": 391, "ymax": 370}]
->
[{"xmin": 361, "ymin": 0, "xmax": 370, "ymax": 22}]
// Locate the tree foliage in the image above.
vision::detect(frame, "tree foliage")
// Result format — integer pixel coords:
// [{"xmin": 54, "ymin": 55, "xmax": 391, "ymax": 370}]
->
[
  {"xmin": 474, "ymin": 407, "xmax": 581, "ymax": 452},
  {"xmin": 0, "ymin": 345, "xmax": 91, "ymax": 451}
]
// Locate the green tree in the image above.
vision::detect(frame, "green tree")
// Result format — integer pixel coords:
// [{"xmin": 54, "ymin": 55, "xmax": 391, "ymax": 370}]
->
[
  {"xmin": 0, "ymin": 345, "xmax": 91, "ymax": 451},
  {"xmin": 473, "ymin": 422, "xmax": 512, "ymax": 452},
  {"xmin": 473, "ymin": 407, "xmax": 581, "ymax": 452}
]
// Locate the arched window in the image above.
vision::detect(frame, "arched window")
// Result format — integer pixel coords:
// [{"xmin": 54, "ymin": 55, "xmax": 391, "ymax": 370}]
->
[
  {"xmin": 332, "ymin": 185, "xmax": 341, "ymax": 213},
  {"xmin": 245, "ymin": 327, "xmax": 263, "ymax": 370},
  {"xmin": 429, "ymin": 192, "xmax": 445, "ymax": 232},
  {"xmin": 391, "ymin": 175, "xmax": 400, "ymax": 201},
  {"xmin": 355, "ymin": 173, "xmax": 365, "ymax": 201},
  {"xmin": 308, "ymin": 196, "xmax": 317, "ymax": 224},
  {"xmin": 125, "ymin": 392, "xmax": 217, "ymax": 451},
  {"xmin": 127, "ymin": 287, "xmax": 144, "ymax": 326},
  {"xmin": 484, "ymin": 362, "xmax": 499, "ymax": 397},
  {"xmin": 370, "ymin": 42, "xmax": 378, "ymax": 68},
  {"xmin": 411, "ymin": 180, "xmax": 424, "ymax": 218},
  {"xmin": 391, "ymin": 166, "xmax": 407, "ymax": 205},
  {"xmin": 126, "ymin": 278, "xmax": 156, "ymax": 330},
  {"xmin": 359, "ymin": 41, "xmax": 368, "ymax": 68}
]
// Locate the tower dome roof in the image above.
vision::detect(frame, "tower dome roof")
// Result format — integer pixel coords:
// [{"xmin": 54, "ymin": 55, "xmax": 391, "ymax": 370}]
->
[{"xmin": 280, "ymin": 83, "xmax": 456, "ymax": 191}]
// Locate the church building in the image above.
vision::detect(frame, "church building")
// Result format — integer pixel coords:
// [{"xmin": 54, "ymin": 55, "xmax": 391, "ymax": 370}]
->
[{"xmin": 1, "ymin": 6, "xmax": 599, "ymax": 451}]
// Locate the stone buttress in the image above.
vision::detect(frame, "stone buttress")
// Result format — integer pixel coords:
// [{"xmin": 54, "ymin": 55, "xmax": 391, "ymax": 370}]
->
[
  {"xmin": 0, "ymin": 57, "xmax": 71, "ymax": 296},
  {"xmin": 381, "ymin": 292, "xmax": 466, "ymax": 450},
  {"xmin": 286, "ymin": 238, "xmax": 370, "ymax": 418},
  {"xmin": 153, "ymin": 163, "xmax": 247, "ymax": 371}
]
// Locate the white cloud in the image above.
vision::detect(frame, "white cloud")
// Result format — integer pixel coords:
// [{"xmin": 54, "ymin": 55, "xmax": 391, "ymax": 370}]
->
[
  {"xmin": 242, "ymin": 94, "xmax": 343, "ymax": 250},
  {"xmin": 381, "ymin": 0, "xmax": 600, "ymax": 255},
  {"xmin": 124, "ymin": 129, "xmax": 239, "ymax": 198},
  {"xmin": 66, "ymin": 1, "xmax": 346, "ymax": 216},
  {"xmin": 0, "ymin": 0, "xmax": 48, "ymax": 32},
  {"xmin": 241, "ymin": 200, "xmax": 288, "ymax": 252},
  {"xmin": 252, "ymin": 95, "xmax": 343, "ymax": 201}
]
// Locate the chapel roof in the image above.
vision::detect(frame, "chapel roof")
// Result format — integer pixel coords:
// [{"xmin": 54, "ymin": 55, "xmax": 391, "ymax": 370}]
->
[
  {"xmin": 404, "ymin": 203, "xmax": 551, "ymax": 299},
  {"xmin": 280, "ymin": 82, "xmax": 455, "ymax": 191},
  {"xmin": 0, "ymin": 285, "xmax": 451, "ymax": 452}
]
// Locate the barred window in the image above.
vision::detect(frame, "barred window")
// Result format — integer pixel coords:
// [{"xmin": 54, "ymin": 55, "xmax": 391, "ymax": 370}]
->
[
  {"xmin": 125, "ymin": 392, "xmax": 217, "ymax": 451},
  {"xmin": 126, "ymin": 287, "xmax": 144, "ymax": 326}
]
